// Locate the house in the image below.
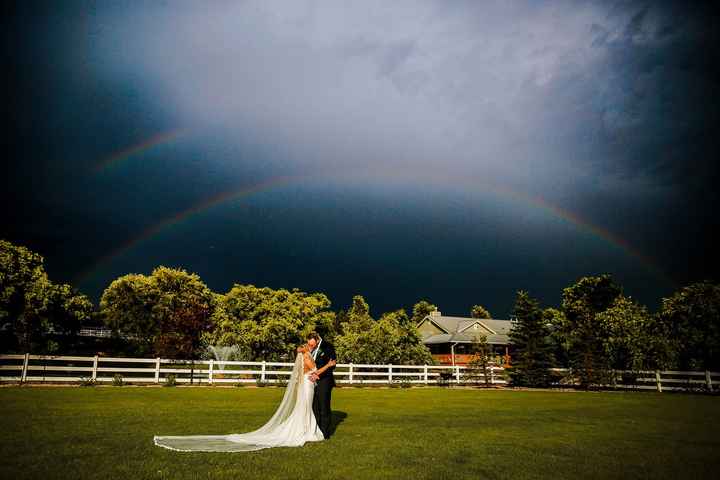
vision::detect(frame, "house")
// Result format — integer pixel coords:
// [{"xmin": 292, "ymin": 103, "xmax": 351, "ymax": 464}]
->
[{"xmin": 417, "ymin": 310, "xmax": 515, "ymax": 366}]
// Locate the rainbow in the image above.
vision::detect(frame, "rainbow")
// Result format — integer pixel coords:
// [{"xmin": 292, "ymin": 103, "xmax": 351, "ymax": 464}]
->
[
  {"xmin": 93, "ymin": 129, "xmax": 187, "ymax": 173},
  {"xmin": 75, "ymin": 170, "xmax": 675, "ymax": 287}
]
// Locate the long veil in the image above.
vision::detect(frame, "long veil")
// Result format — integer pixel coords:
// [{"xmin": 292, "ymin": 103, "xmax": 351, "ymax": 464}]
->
[{"xmin": 153, "ymin": 352, "xmax": 305, "ymax": 452}]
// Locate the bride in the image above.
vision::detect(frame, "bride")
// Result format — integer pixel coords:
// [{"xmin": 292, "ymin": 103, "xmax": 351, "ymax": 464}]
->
[{"xmin": 153, "ymin": 343, "xmax": 337, "ymax": 452}]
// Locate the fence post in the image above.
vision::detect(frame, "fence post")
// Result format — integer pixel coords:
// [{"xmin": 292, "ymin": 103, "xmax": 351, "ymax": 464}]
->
[
  {"xmin": 455, "ymin": 365, "xmax": 460, "ymax": 384},
  {"xmin": 388, "ymin": 364, "xmax": 393, "ymax": 384},
  {"xmin": 424, "ymin": 364, "xmax": 428, "ymax": 385},
  {"xmin": 20, "ymin": 352, "xmax": 29, "ymax": 383},
  {"xmin": 706, "ymin": 370, "xmax": 713, "ymax": 391},
  {"xmin": 155, "ymin": 357, "xmax": 160, "ymax": 383},
  {"xmin": 92, "ymin": 355, "xmax": 98, "ymax": 381},
  {"xmin": 489, "ymin": 365, "xmax": 494, "ymax": 385},
  {"xmin": 655, "ymin": 370, "xmax": 663, "ymax": 393},
  {"xmin": 349, "ymin": 363, "xmax": 354, "ymax": 384},
  {"xmin": 208, "ymin": 359, "xmax": 214, "ymax": 385},
  {"xmin": 261, "ymin": 361, "xmax": 266, "ymax": 382}
]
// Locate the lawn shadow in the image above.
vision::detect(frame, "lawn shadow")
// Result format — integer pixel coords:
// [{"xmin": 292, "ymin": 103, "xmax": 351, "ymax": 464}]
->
[{"xmin": 328, "ymin": 410, "xmax": 347, "ymax": 437}]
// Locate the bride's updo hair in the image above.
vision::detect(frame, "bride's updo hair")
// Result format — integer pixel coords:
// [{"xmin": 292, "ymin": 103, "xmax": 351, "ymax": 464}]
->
[{"xmin": 306, "ymin": 332, "xmax": 320, "ymax": 342}]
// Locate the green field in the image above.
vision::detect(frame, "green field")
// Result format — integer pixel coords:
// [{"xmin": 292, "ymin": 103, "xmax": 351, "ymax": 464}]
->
[{"xmin": 1, "ymin": 385, "xmax": 718, "ymax": 479}]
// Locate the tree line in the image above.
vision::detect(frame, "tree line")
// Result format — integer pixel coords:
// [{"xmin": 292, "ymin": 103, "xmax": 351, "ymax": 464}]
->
[
  {"xmin": 0, "ymin": 239, "xmax": 434, "ymax": 364},
  {"xmin": 504, "ymin": 275, "xmax": 720, "ymax": 388},
  {"xmin": 2, "ymin": 239, "xmax": 718, "ymax": 386}
]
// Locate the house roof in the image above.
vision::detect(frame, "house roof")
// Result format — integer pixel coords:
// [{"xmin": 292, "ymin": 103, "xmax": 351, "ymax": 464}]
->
[{"xmin": 419, "ymin": 314, "xmax": 514, "ymax": 345}]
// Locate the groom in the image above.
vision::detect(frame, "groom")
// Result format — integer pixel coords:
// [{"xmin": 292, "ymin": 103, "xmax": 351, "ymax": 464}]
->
[{"xmin": 307, "ymin": 332, "xmax": 336, "ymax": 438}]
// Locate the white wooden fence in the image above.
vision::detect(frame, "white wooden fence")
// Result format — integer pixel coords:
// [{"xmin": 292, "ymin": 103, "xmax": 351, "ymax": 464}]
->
[
  {"xmin": 1, "ymin": 353, "xmax": 718, "ymax": 392},
  {"xmin": 0, "ymin": 353, "xmax": 504, "ymax": 386}
]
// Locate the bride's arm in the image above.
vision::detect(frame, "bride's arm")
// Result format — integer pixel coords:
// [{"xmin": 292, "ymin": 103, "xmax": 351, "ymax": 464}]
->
[{"xmin": 314, "ymin": 359, "xmax": 337, "ymax": 376}]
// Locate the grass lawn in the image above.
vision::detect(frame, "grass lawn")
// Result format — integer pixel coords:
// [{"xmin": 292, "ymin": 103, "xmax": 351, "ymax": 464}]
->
[{"xmin": 1, "ymin": 385, "xmax": 718, "ymax": 480}]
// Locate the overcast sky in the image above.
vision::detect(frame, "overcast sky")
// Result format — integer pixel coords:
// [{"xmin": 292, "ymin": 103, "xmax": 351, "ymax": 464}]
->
[{"xmin": 4, "ymin": 1, "xmax": 719, "ymax": 317}]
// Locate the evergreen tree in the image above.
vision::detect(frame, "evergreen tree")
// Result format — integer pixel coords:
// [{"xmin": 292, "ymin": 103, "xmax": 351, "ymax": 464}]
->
[{"xmin": 507, "ymin": 291, "xmax": 556, "ymax": 387}]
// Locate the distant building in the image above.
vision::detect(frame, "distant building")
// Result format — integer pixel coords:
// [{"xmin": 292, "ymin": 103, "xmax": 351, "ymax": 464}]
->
[{"xmin": 417, "ymin": 310, "xmax": 515, "ymax": 366}]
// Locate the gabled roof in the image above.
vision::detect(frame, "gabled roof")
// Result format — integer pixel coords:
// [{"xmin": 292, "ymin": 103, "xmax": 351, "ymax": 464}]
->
[{"xmin": 418, "ymin": 314, "xmax": 515, "ymax": 345}]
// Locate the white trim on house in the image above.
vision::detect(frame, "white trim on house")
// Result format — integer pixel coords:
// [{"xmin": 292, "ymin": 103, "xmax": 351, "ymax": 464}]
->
[
  {"xmin": 416, "ymin": 317, "xmax": 450, "ymax": 334},
  {"xmin": 458, "ymin": 320, "xmax": 496, "ymax": 335}
]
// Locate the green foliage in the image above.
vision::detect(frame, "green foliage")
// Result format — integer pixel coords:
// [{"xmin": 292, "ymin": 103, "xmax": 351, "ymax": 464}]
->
[
  {"xmin": 470, "ymin": 304, "xmax": 492, "ymax": 319},
  {"xmin": 660, "ymin": 282, "xmax": 720, "ymax": 370},
  {"xmin": 163, "ymin": 374, "xmax": 176, "ymax": 387},
  {"xmin": 543, "ymin": 307, "xmax": 569, "ymax": 367},
  {"xmin": 336, "ymin": 303, "xmax": 433, "ymax": 365},
  {"xmin": 99, "ymin": 273, "xmax": 158, "ymax": 354},
  {"xmin": 410, "ymin": 300, "xmax": 436, "ymax": 324},
  {"xmin": 150, "ymin": 266, "xmax": 215, "ymax": 360},
  {"xmin": 507, "ymin": 291, "xmax": 556, "ymax": 387},
  {"xmin": 1, "ymin": 239, "xmax": 93, "ymax": 354},
  {"xmin": 100, "ymin": 266, "xmax": 215, "ymax": 359},
  {"xmin": 462, "ymin": 335, "xmax": 493, "ymax": 386},
  {"xmin": 201, "ymin": 284, "xmax": 334, "ymax": 361},
  {"xmin": 596, "ymin": 295, "xmax": 673, "ymax": 371},
  {"xmin": 112, "ymin": 374, "xmax": 124, "ymax": 386},
  {"xmin": 560, "ymin": 274, "xmax": 622, "ymax": 388}
]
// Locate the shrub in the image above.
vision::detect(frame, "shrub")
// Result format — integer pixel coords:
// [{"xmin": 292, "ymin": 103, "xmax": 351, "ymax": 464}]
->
[
  {"xmin": 390, "ymin": 377, "xmax": 412, "ymax": 388},
  {"xmin": 78, "ymin": 376, "xmax": 96, "ymax": 387},
  {"xmin": 163, "ymin": 374, "xmax": 176, "ymax": 387},
  {"xmin": 255, "ymin": 378, "xmax": 269, "ymax": 387},
  {"xmin": 112, "ymin": 374, "xmax": 124, "ymax": 386},
  {"xmin": 437, "ymin": 372, "xmax": 453, "ymax": 387}
]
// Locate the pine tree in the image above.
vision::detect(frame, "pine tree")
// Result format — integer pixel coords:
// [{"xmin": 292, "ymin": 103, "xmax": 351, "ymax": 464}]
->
[{"xmin": 507, "ymin": 291, "xmax": 556, "ymax": 387}]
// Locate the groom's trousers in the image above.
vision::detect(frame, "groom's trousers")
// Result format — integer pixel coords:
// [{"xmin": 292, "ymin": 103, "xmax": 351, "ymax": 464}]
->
[{"xmin": 313, "ymin": 376, "xmax": 334, "ymax": 438}]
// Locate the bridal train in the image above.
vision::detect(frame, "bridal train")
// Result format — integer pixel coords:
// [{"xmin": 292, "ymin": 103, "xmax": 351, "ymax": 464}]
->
[{"xmin": 153, "ymin": 352, "xmax": 323, "ymax": 452}]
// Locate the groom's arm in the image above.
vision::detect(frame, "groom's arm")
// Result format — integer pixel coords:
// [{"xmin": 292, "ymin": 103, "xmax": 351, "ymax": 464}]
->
[
  {"xmin": 326, "ymin": 343, "xmax": 337, "ymax": 363},
  {"xmin": 321, "ymin": 344, "xmax": 337, "ymax": 377}
]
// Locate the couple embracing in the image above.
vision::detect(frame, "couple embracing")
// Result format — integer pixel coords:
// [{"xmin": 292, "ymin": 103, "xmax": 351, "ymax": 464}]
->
[{"xmin": 153, "ymin": 332, "xmax": 337, "ymax": 452}]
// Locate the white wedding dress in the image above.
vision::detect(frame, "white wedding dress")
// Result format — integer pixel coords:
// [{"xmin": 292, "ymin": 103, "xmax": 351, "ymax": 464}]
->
[{"xmin": 153, "ymin": 352, "xmax": 324, "ymax": 452}]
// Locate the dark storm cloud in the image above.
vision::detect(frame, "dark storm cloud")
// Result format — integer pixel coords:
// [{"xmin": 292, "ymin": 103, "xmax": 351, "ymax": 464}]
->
[{"xmin": 4, "ymin": 0, "xmax": 718, "ymax": 315}]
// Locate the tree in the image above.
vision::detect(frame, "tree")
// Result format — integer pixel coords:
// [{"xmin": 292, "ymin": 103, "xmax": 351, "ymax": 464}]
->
[
  {"xmin": 544, "ymin": 307, "xmax": 569, "ymax": 368},
  {"xmin": 335, "ymin": 300, "xmax": 433, "ymax": 365},
  {"xmin": 100, "ymin": 266, "xmax": 216, "ymax": 365},
  {"xmin": 43, "ymin": 282, "xmax": 93, "ymax": 352},
  {"xmin": 471, "ymin": 304, "xmax": 492, "ymax": 319},
  {"xmin": 100, "ymin": 273, "xmax": 158, "ymax": 355},
  {"xmin": 1, "ymin": 240, "xmax": 93, "ymax": 354},
  {"xmin": 560, "ymin": 274, "xmax": 622, "ymax": 388},
  {"xmin": 410, "ymin": 300, "xmax": 436, "ymax": 325},
  {"xmin": 150, "ymin": 266, "xmax": 216, "ymax": 363},
  {"xmin": 1, "ymin": 239, "xmax": 47, "ymax": 352},
  {"xmin": 507, "ymin": 291, "xmax": 555, "ymax": 387},
  {"xmin": 344, "ymin": 295, "xmax": 374, "ymax": 333},
  {"xmin": 462, "ymin": 334, "xmax": 493, "ymax": 387},
  {"xmin": 596, "ymin": 295, "xmax": 655, "ymax": 372},
  {"xmin": 660, "ymin": 282, "xmax": 720, "ymax": 370},
  {"xmin": 202, "ymin": 284, "xmax": 334, "ymax": 361}
]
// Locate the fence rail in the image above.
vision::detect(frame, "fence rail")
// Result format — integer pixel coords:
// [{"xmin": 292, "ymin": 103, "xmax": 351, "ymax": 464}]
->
[{"xmin": 1, "ymin": 353, "xmax": 718, "ymax": 392}]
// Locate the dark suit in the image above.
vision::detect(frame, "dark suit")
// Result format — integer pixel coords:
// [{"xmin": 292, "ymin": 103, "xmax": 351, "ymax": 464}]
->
[{"xmin": 311, "ymin": 340, "xmax": 336, "ymax": 438}]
